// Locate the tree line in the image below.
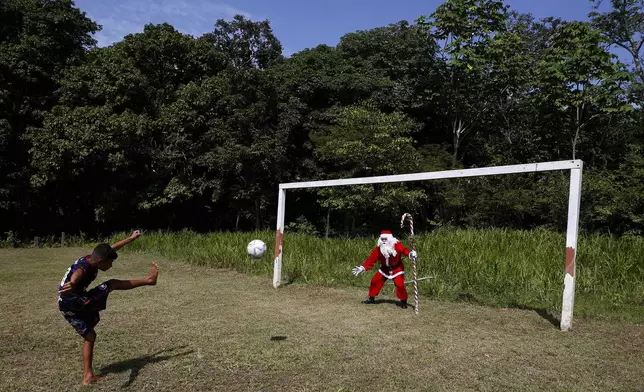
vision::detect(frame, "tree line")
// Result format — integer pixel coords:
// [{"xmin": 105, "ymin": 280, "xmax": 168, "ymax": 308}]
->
[{"xmin": 1, "ymin": 0, "xmax": 642, "ymax": 239}]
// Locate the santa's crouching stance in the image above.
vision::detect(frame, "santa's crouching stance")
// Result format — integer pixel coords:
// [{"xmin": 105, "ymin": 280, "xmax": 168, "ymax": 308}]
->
[{"xmin": 352, "ymin": 230, "xmax": 417, "ymax": 308}]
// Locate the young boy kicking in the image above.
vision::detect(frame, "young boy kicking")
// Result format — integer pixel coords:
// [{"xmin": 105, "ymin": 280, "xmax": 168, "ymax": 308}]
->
[{"xmin": 57, "ymin": 230, "xmax": 159, "ymax": 385}]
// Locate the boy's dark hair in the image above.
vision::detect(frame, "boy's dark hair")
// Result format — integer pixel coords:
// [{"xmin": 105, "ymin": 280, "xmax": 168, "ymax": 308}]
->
[{"xmin": 92, "ymin": 243, "xmax": 118, "ymax": 261}]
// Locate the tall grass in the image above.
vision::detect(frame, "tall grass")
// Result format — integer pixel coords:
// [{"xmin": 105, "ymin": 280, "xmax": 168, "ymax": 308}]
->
[{"xmin": 105, "ymin": 228, "xmax": 643, "ymax": 323}]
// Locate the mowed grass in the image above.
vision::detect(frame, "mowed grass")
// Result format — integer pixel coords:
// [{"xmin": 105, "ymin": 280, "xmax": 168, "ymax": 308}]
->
[
  {"xmin": 1, "ymin": 248, "xmax": 643, "ymax": 391},
  {"xmin": 115, "ymin": 228, "xmax": 644, "ymax": 323}
]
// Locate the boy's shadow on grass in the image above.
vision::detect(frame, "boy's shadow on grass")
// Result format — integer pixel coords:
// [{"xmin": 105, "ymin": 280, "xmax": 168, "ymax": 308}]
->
[{"xmin": 99, "ymin": 345, "xmax": 194, "ymax": 388}]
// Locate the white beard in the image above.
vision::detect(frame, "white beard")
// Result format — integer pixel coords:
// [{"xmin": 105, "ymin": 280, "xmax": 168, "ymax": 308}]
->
[{"xmin": 379, "ymin": 241, "xmax": 397, "ymax": 258}]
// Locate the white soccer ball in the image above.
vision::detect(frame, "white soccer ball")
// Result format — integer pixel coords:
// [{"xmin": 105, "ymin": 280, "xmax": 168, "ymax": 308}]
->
[{"xmin": 247, "ymin": 239, "xmax": 267, "ymax": 259}]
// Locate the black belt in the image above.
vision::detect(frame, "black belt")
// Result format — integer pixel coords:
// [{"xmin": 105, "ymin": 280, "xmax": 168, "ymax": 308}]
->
[{"xmin": 380, "ymin": 265, "xmax": 400, "ymax": 272}]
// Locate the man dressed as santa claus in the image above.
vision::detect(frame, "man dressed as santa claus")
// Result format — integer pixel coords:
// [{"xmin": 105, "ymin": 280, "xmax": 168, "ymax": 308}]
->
[{"xmin": 352, "ymin": 230, "xmax": 417, "ymax": 308}]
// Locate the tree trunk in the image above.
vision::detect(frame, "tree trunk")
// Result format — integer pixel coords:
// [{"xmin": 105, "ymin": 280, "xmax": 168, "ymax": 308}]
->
[
  {"xmin": 453, "ymin": 119, "xmax": 460, "ymax": 162},
  {"xmin": 629, "ymin": 40, "xmax": 644, "ymax": 84},
  {"xmin": 343, "ymin": 213, "xmax": 349, "ymax": 233},
  {"xmin": 452, "ymin": 118, "xmax": 470, "ymax": 162},
  {"xmin": 634, "ymin": 56, "xmax": 644, "ymax": 84},
  {"xmin": 420, "ymin": 208, "xmax": 426, "ymax": 232},
  {"xmin": 325, "ymin": 206, "xmax": 331, "ymax": 239},
  {"xmin": 235, "ymin": 211, "xmax": 240, "ymax": 231},
  {"xmin": 255, "ymin": 199, "xmax": 261, "ymax": 230},
  {"xmin": 573, "ymin": 103, "xmax": 582, "ymax": 160}
]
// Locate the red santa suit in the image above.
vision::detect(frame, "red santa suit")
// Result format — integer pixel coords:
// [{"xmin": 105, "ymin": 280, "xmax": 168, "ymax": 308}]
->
[{"xmin": 360, "ymin": 230, "xmax": 412, "ymax": 301}]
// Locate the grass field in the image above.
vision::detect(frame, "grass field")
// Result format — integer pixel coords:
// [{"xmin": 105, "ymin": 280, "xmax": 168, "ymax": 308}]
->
[
  {"xmin": 1, "ymin": 247, "xmax": 643, "ymax": 391},
  {"xmin": 112, "ymin": 228, "xmax": 644, "ymax": 323}
]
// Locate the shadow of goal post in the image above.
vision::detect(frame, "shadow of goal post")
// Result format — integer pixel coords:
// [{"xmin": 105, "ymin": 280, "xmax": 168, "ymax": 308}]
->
[{"xmin": 273, "ymin": 160, "xmax": 583, "ymax": 332}]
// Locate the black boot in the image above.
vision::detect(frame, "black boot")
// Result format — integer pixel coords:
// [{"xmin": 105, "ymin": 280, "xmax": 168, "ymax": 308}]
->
[
  {"xmin": 362, "ymin": 296, "xmax": 376, "ymax": 304},
  {"xmin": 399, "ymin": 300, "xmax": 408, "ymax": 309}
]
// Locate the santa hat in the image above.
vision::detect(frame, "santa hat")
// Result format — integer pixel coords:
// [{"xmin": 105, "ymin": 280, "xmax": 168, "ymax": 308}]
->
[
  {"xmin": 377, "ymin": 230, "xmax": 398, "ymax": 249},
  {"xmin": 378, "ymin": 230, "xmax": 396, "ymax": 242}
]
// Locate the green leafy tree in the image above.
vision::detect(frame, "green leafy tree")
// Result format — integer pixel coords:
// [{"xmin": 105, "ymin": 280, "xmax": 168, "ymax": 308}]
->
[
  {"xmin": 201, "ymin": 16, "xmax": 288, "ymax": 229},
  {"xmin": 0, "ymin": 0, "xmax": 98, "ymax": 234},
  {"xmin": 532, "ymin": 19, "xmax": 633, "ymax": 160},
  {"xmin": 269, "ymin": 43, "xmax": 391, "ymax": 194},
  {"xmin": 417, "ymin": 0, "xmax": 510, "ymax": 162},
  {"xmin": 589, "ymin": 0, "xmax": 644, "ymax": 84},
  {"xmin": 27, "ymin": 24, "xmax": 223, "ymax": 228},
  {"xmin": 2, "ymin": 2, "xmax": 642, "ymax": 237},
  {"xmin": 337, "ymin": 21, "xmax": 442, "ymax": 118},
  {"xmin": 311, "ymin": 105, "xmax": 425, "ymax": 234},
  {"xmin": 28, "ymin": 16, "xmax": 290, "ymax": 231},
  {"xmin": 203, "ymin": 15, "xmax": 283, "ymax": 70}
]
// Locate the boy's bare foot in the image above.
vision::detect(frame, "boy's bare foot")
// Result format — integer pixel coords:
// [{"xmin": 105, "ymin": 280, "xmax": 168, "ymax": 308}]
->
[
  {"xmin": 83, "ymin": 374, "xmax": 106, "ymax": 385},
  {"xmin": 147, "ymin": 263, "xmax": 159, "ymax": 285}
]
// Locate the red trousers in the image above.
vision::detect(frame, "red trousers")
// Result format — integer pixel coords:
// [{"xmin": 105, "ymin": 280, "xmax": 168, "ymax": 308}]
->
[{"xmin": 368, "ymin": 270, "xmax": 407, "ymax": 301}]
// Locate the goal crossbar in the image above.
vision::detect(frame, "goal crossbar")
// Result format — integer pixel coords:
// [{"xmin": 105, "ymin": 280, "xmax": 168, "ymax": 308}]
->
[
  {"xmin": 273, "ymin": 159, "xmax": 583, "ymax": 331},
  {"xmin": 280, "ymin": 160, "xmax": 580, "ymax": 189}
]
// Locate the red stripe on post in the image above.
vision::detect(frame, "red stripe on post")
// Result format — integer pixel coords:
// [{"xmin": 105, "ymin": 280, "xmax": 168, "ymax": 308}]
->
[
  {"xmin": 274, "ymin": 230, "xmax": 284, "ymax": 259},
  {"xmin": 565, "ymin": 247, "xmax": 575, "ymax": 277}
]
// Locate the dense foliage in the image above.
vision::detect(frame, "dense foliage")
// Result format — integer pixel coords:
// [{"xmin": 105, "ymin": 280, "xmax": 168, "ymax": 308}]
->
[{"xmin": 1, "ymin": 0, "xmax": 643, "ymax": 239}]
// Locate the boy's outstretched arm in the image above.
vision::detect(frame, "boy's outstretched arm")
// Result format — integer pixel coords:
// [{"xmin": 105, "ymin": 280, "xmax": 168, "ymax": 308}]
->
[
  {"xmin": 59, "ymin": 268, "xmax": 85, "ymax": 294},
  {"xmin": 111, "ymin": 231, "xmax": 141, "ymax": 251}
]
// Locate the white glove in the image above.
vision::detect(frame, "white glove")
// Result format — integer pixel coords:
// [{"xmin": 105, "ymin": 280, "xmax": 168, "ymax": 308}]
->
[
  {"xmin": 352, "ymin": 266, "xmax": 365, "ymax": 276},
  {"xmin": 409, "ymin": 250, "xmax": 417, "ymax": 261}
]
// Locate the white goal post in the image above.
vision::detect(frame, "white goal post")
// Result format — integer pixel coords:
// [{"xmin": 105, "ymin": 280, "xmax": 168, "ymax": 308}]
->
[{"xmin": 272, "ymin": 160, "xmax": 583, "ymax": 331}]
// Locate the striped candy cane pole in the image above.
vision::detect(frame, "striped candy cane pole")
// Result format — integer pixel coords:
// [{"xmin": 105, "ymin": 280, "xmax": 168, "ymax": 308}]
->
[{"xmin": 401, "ymin": 213, "xmax": 419, "ymax": 315}]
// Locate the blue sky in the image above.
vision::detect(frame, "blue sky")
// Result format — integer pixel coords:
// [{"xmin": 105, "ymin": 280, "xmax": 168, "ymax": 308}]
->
[{"xmin": 73, "ymin": 0, "xmax": 610, "ymax": 56}]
